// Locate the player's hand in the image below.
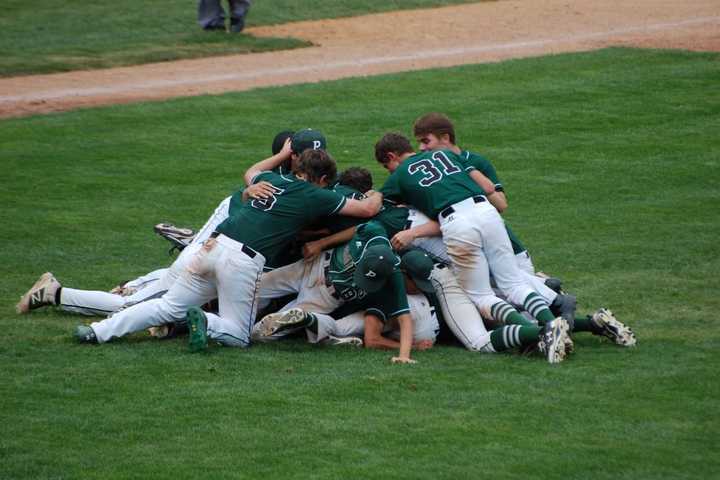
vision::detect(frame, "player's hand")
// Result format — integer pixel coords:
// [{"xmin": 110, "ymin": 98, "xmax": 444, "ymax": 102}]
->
[
  {"xmin": 246, "ymin": 181, "xmax": 274, "ymax": 199},
  {"xmin": 391, "ymin": 356, "xmax": 417, "ymax": 364},
  {"xmin": 302, "ymin": 240, "xmax": 323, "ymax": 260},
  {"xmin": 413, "ymin": 339, "xmax": 434, "ymax": 351},
  {"xmin": 391, "ymin": 230, "xmax": 416, "ymax": 251},
  {"xmin": 279, "ymin": 137, "xmax": 293, "ymax": 158}
]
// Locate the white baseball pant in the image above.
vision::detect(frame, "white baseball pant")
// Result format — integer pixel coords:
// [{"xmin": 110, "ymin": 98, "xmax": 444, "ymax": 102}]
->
[
  {"xmin": 307, "ymin": 293, "xmax": 439, "ymax": 344},
  {"xmin": 439, "ymin": 197, "xmax": 537, "ymax": 316},
  {"xmin": 91, "ymin": 234, "xmax": 264, "ymax": 347}
]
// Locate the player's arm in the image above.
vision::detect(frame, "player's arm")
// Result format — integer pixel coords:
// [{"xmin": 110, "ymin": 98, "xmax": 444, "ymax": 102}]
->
[
  {"xmin": 363, "ymin": 312, "xmax": 416, "ymax": 364},
  {"xmin": 363, "ymin": 313, "xmax": 400, "ymax": 350},
  {"xmin": 468, "ymin": 170, "xmax": 507, "ymax": 213},
  {"xmin": 337, "ymin": 190, "xmax": 383, "ymax": 218},
  {"xmin": 393, "ymin": 313, "xmax": 416, "ymax": 364},
  {"xmin": 390, "ymin": 220, "xmax": 441, "ymax": 251},
  {"xmin": 241, "ymin": 181, "xmax": 275, "ymax": 202},
  {"xmin": 244, "ymin": 138, "xmax": 293, "ymax": 185},
  {"xmin": 303, "ymin": 225, "xmax": 357, "ymax": 260}
]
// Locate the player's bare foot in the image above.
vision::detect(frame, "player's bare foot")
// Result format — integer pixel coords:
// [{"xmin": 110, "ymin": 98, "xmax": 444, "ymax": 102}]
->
[{"xmin": 16, "ymin": 272, "xmax": 60, "ymax": 314}]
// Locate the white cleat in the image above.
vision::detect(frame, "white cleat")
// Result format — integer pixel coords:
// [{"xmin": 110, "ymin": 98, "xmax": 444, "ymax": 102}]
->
[
  {"xmin": 323, "ymin": 335, "xmax": 363, "ymax": 347},
  {"xmin": 590, "ymin": 308, "xmax": 637, "ymax": 347},
  {"xmin": 16, "ymin": 272, "xmax": 61, "ymax": 314},
  {"xmin": 538, "ymin": 317, "xmax": 570, "ymax": 364},
  {"xmin": 257, "ymin": 308, "xmax": 307, "ymax": 337}
]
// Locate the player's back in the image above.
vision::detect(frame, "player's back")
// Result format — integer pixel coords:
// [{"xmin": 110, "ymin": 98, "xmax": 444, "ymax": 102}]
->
[
  {"xmin": 383, "ymin": 149, "xmax": 484, "ymax": 219},
  {"xmin": 217, "ymin": 171, "xmax": 346, "ymax": 268}
]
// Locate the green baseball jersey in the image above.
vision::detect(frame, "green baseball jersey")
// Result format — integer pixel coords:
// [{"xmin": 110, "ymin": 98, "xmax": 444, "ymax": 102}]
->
[
  {"xmin": 459, "ymin": 149, "xmax": 503, "ymax": 192},
  {"xmin": 321, "ymin": 184, "xmax": 367, "ymax": 234},
  {"xmin": 324, "ymin": 222, "xmax": 408, "ymax": 318},
  {"xmin": 373, "ymin": 201, "xmax": 410, "ymax": 239},
  {"xmin": 381, "ymin": 149, "xmax": 484, "ymax": 219},
  {"xmin": 216, "ymin": 171, "xmax": 347, "ymax": 268},
  {"xmin": 358, "ymin": 271, "xmax": 410, "ymax": 322}
]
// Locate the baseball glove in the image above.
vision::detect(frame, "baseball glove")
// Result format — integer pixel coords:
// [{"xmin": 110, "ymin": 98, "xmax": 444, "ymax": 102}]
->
[{"xmin": 154, "ymin": 223, "xmax": 196, "ymax": 254}]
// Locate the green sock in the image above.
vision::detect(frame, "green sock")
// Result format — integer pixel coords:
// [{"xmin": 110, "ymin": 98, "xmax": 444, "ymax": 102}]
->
[
  {"xmin": 490, "ymin": 301, "xmax": 533, "ymax": 326},
  {"xmin": 572, "ymin": 315, "xmax": 593, "ymax": 333},
  {"xmin": 305, "ymin": 313, "xmax": 318, "ymax": 334},
  {"xmin": 523, "ymin": 293, "xmax": 555, "ymax": 325},
  {"xmin": 490, "ymin": 325, "xmax": 542, "ymax": 352}
]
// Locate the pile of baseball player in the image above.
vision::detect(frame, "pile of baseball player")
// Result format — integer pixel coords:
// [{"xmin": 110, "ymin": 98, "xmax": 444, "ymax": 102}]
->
[{"xmin": 16, "ymin": 113, "xmax": 636, "ymax": 364}]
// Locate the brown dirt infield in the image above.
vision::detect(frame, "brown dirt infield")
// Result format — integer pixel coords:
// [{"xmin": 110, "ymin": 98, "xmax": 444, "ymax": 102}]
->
[{"xmin": 0, "ymin": 0, "xmax": 717, "ymax": 118}]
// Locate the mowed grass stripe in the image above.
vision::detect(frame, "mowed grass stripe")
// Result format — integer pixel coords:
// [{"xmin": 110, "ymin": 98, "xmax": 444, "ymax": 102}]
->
[
  {"xmin": 1, "ymin": 48, "xmax": 719, "ymax": 479},
  {"xmin": 1, "ymin": 0, "xmax": 483, "ymax": 76}
]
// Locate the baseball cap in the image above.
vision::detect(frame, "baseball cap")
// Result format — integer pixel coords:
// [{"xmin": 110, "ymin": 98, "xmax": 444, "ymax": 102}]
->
[
  {"xmin": 272, "ymin": 130, "xmax": 295, "ymax": 155},
  {"xmin": 400, "ymin": 250, "xmax": 435, "ymax": 293},
  {"xmin": 353, "ymin": 244, "xmax": 400, "ymax": 293},
  {"xmin": 291, "ymin": 128, "xmax": 327, "ymax": 153}
]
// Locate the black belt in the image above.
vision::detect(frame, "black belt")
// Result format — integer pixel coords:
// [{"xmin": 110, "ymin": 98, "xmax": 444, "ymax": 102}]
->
[
  {"xmin": 440, "ymin": 195, "xmax": 486, "ymax": 219},
  {"xmin": 209, "ymin": 231, "xmax": 258, "ymax": 259}
]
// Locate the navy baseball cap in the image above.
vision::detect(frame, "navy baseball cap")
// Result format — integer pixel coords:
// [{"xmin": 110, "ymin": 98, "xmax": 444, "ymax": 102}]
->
[
  {"xmin": 291, "ymin": 128, "xmax": 327, "ymax": 153},
  {"xmin": 353, "ymin": 244, "xmax": 400, "ymax": 293}
]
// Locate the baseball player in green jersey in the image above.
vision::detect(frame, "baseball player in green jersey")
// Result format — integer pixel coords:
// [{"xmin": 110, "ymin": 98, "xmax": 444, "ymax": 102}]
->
[
  {"xmin": 412, "ymin": 113, "xmax": 541, "ymax": 275},
  {"xmin": 375, "ymin": 132, "xmax": 571, "ymax": 363},
  {"xmin": 254, "ymin": 221, "xmax": 421, "ymax": 363},
  {"xmin": 411, "ymin": 113, "xmax": 582, "ymax": 326},
  {"xmin": 74, "ymin": 144, "xmax": 383, "ymax": 349}
]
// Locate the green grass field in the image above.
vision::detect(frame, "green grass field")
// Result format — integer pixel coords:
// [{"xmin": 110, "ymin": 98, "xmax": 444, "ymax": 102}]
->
[
  {"xmin": 1, "ymin": 48, "xmax": 719, "ymax": 479},
  {"xmin": 0, "ymin": 0, "xmax": 481, "ymax": 77}
]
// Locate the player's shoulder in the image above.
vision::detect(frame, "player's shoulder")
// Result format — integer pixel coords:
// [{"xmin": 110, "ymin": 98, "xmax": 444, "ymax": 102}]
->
[
  {"xmin": 332, "ymin": 183, "xmax": 365, "ymax": 200},
  {"xmin": 460, "ymin": 149, "xmax": 492, "ymax": 165},
  {"xmin": 251, "ymin": 170, "xmax": 288, "ymax": 185}
]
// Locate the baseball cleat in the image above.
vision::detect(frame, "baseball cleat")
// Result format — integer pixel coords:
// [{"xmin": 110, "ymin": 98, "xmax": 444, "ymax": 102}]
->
[
  {"xmin": 16, "ymin": 272, "xmax": 61, "ymax": 314},
  {"xmin": 323, "ymin": 335, "xmax": 363, "ymax": 347},
  {"xmin": 187, "ymin": 307, "xmax": 208, "ymax": 353},
  {"xmin": 538, "ymin": 317, "xmax": 570, "ymax": 364},
  {"xmin": 590, "ymin": 308, "xmax": 637, "ymax": 347},
  {"xmin": 257, "ymin": 308, "xmax": 308, "ymax": 337},
  {"xmin": 154, "ymin": 223, "xmax": 195, "ymax": 252},
  {"xmin": 74, "ymin": 325, "xmax": 98, "ymax": 344}
]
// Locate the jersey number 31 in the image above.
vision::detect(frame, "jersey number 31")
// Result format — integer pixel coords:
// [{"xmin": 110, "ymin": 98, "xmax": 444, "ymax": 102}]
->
[{"xmin": 408, "ymin": 151, "xmax": 461, "ymax": 187}]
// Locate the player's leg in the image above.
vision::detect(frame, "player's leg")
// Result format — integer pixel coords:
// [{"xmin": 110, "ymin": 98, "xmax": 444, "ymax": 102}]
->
[
  {"xmin": 439, "ymin": 216, "xmax": 533, "ymax": 332},
  {"xmin": 474, "ymin": 207, "xmax": 557, "ymax": 326},
  {"xmin": 228, "ymin": 0, "xmax": 251, "ymax": 32},
  {"xmin": 83, "ymin": 241, "xmax": 221, "ymax": 343},
  {"xmin": 206, "ymin": 243, "xmax": 265, "ymax": 347},
  {"xmin": 17, "ymin": 272, "xmax": 138, "ymax": 317},
  {"xmin": 197, "ymin": 0, "xmax": 226, "ymax": 29},
  {"xmin": 571, "ymin": 308, "xmax": 637, "ymax": 346},
  {"xmin": 488, "ymin": 319, "xmax": 570, "ymax": 364},
  {"xmin": 255, "ymin": 257, "xmax": 309, "ymax": 310},
  {"xmin": 429, "ymin": 264, "xmax": 496, "ymax": 352}
]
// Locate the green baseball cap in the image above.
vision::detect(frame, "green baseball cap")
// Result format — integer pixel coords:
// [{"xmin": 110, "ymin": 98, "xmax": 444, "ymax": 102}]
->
[
  {"xmin": 353, "ymin": 244, "xmax": 400, "ymax": 293},
  {"xmin": 291, "ymin": 128, "xmax": 327, "ymax": 153},
  {"xmin": 400, "ymin": 250, "xmax": 435, "ymax": 293}
]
